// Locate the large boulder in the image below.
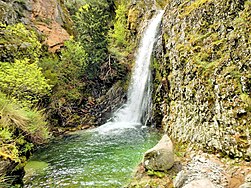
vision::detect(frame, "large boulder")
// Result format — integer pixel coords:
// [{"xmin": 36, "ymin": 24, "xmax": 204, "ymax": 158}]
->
[{"xmin": 143, "ymin": 134, "xmax": 174, "ymax": 171}]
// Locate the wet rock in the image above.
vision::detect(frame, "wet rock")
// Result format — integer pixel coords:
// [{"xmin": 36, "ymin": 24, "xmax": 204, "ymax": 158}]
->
[
  {"xmin": 174, "ymin": 170, "xmax": 188, "ymax": 188},
  {"xmin": 182, "ymin": 178, "xmax": 216, "ymax": 188},
  {"xmin": 143, "ymin": 134, "xmax": 174, "ymax": 171},
  {"xmin": 0, "ymin": 0, "xmax": 72, "ymax": 53},
  {"xmin": 31, "ymin": 0, "xmax": 72, "ymax": 52}
]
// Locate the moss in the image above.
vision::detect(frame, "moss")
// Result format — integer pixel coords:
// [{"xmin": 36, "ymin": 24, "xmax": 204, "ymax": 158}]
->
[
  {"xmin": 147, "ymin": 170, "xmax": 166, "ymax": 178},
  {"xmin": 180, "ymin": 0, "xmax": 213, "ymax": 18},
  {"xmin": 157, "ymin": 0, "xmax": 251, "ymax": 159},
  {"xmin": 240, "ymin": 94, "xmax": 251, "ymax": 112},
  {"xmin": 156, "ymin": 0, "xmax": 169, "ymax": 9}
]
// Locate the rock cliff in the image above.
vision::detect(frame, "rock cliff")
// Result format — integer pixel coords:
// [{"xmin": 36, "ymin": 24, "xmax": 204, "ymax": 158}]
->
[
  {"xmin": 0, "ymin": 0, "xmax": 72, "ymax": 52},
  {"xmin": 153, "ymin": 0, "xmax": 251, "ymax": 159}
]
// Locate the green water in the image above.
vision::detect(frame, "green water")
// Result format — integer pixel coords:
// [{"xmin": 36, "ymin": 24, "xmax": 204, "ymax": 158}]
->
[{"xmin": 24, "ymin": 127, "xmax": 160, "ymax": 188}]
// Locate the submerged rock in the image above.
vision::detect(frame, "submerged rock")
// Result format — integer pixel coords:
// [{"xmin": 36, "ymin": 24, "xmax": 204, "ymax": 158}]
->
[{"xmin": 143, "ymin": 134, "xmax": 174, "ymax": 171}]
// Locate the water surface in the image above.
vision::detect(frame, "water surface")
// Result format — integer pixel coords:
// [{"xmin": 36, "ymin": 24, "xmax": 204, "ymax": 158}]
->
[{"xmin": 24, "ymin": 127, "xmax": 160, "ymax": 187}]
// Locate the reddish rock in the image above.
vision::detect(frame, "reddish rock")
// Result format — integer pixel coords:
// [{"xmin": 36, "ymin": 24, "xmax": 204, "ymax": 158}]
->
[{"xmin": 31, "ymin": 0, "xmax": 72, "ymax": 52}]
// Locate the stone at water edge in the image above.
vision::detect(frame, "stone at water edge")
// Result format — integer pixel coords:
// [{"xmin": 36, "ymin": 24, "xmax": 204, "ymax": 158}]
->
[
  {"xmin": 182, "ymin": 178, "xmax": 216, "ymax": 188},
  {"xmin": 143, "ymin": 134, "xmax": 174, "ymax": 171}
]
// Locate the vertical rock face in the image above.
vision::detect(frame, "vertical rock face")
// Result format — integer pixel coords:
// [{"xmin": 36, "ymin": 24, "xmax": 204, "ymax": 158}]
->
[
  {"xmin": 0, "ymin": 0, "xmax": 72, "ymax": 52},
  {"xmin": 153, "ymin": 0, "xmax": 251, "ymax": 158},
  {"xmin": 0, "ymin": 0, "xmax": 32, "ymax": 24},
  {"xmin": 30, "ymin": 0, "xmax": 72, "ymax": 52}
]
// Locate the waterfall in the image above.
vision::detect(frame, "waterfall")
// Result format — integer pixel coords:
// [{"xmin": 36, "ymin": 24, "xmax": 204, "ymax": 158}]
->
[{"xmin": 96, "ymin": 11, "xmax": 164, "ymax": 133}]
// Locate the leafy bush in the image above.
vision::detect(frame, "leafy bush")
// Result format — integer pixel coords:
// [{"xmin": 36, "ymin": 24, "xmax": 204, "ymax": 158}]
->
[
  {"xmin": 0, "ymin": 59, "xmax": 51, "ymax": 106},
  {"xmin": 0, "ymin": 23, "xmax": 42, "ymax": 63},
  {"xmin": 40, "ymin": 38, "xmax": 87, "ymax": 102},
  {"xmin": 39, "ymin": 38, "xmax": 87, "ymax": 127},
  {"xmin": 60, "ymin": 37, "xmax": 87, "ymax": 84}
]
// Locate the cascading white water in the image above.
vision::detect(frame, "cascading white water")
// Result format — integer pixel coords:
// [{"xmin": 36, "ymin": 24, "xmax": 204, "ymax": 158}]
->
[{"xmin": 97, "ymin": 11, "xmax": 164, "ymax": 133}]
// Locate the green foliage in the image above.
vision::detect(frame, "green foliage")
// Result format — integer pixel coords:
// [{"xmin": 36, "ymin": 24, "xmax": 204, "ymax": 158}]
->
[
  {"xmin": 0, "ymin": 176, "xmax": 14, "ymax": 188},
  {"xmin": 0, "ymin": 23, "xmax": 41, "ymax": 63},
  {"xmin": 110, "ymin": 3, "xmax": 128, "ymax": 47},
  {"xmin": 38, "ymin": 38, "xmax": 87, "ymax": 127},
  {"xmin": 108, "ymin": 2, "xmax": 132, "ymax": 59},
  {"xmin": 0, "ymin": 59, "xmax": 51, "ymax": 106},
  {"xmin": 0, "ymin": 92, "xmax": 49, "ymax": 164},
  {"xmin": 38, "ymin": 56, "xmax": 59, "ymax": 86},
  {"xmin": 147, "ymin": 170, "xmax": 165, "ymax": 178},
  {"xmin": 53, "ymin": 38, "xmax": 86, "ymax": 101},
  {"xmin": 60, "ymin": 37, "xmax": 87, "ymax": 81},
  {"xmin": 74, "ymin": 2, "xmax": 111, "ymax": 78},
  {"xmin": 65, "ymin": 0, "xmax": 115, "ymax": 16},
  {"xmin": 39, "ymin": 37, "xmax": 87, "ymax": 92}
]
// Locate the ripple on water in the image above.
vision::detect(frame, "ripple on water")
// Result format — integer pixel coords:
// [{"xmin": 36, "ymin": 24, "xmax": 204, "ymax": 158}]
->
[{"xmin": 24, "ymin": 127, "xmax": 160, "ymax": 188}]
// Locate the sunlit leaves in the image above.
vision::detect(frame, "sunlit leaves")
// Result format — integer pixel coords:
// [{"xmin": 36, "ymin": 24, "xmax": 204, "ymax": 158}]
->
[
  {"xmin": 0, "ymin": 59, "xmax": 51, "ymax": 106},
  {"xmin": 0, "ymin": 23, "xmax": 41, "ymax": 63}
]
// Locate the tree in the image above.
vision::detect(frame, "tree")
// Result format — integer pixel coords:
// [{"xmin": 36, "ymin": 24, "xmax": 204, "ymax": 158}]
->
[{"xmin": 74, "ymin": 2, "xmax": 112, "ymax": 78}]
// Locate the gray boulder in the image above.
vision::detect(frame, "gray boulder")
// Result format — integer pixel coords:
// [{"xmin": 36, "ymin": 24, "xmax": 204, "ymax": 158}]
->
[{"xmin": 143, "ymin": 134, "xmax": 174, "ymax": 171}]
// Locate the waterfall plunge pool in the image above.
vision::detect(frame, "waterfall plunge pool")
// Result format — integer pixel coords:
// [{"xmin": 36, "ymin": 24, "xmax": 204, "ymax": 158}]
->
[{"xmin": 24, "ymin": 126, "xmax": 161, "ymax": 187}]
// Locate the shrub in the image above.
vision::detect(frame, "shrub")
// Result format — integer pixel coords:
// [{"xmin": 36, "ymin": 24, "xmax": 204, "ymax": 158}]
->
[
  {"xmin": 0, "ymin": 23, "xmax": 42, "ymax": 63},
  {"xmin": 0, "ymin": 59, "xmax": 51, "ymax": 107}
]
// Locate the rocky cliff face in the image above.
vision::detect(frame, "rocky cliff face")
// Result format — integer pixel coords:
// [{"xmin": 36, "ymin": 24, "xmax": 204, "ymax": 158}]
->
[
  {"xmin": 153, "ymin": 0, "xmax": 251, "ymax": 159},
  {"xmin": 31, "ymin": 0, "xmax": 72, "ymax": 52},
  {"xmin": 0, "ymin": 0, "xmax": 72, "ymax": 52}
]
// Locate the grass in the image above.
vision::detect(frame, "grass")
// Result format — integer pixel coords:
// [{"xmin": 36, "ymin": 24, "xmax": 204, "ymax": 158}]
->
[{"xmin": 0, "ymin": 92, "xmax": 50, "ymax": 162}]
